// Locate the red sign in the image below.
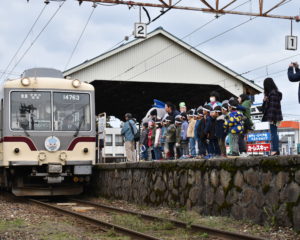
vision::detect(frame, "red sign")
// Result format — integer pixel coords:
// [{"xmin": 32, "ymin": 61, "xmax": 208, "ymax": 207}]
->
[{"xmin": 247, "ymin": 144, "xmax": 271, "ymax": 152}]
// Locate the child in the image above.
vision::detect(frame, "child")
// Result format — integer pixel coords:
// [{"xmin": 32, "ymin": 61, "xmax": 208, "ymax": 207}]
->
[
  {"xmin": 153, "ymin": 119, "xmax": 162, "ymax": 160},
  {"xmin": 140, "ymin": 122, "xmax": 149, "ymax": 160},
  {"xmin": 204, "ymin": 105, "xmax": 220, "ymax": 159},
  {"xmin": 224, "ymin": 99, "xmax": 244, "ymax": 156},
  {"xmin": 147, "ymin": 121, "xmax": 156, "ymax": 160},
  {"xmin": 195, "ymin": 107, "xmax": 206, "ymax": 158},
  {"xmin": 165, "ymin": 116, "xmax": 176, "ymax": 160},
  {"xmin": 180, "ymin": 113, "xmax": 189, "ymax": 158},
  {"xmin": 175, "ymin": 115, "xmax": 182, "ymax": 159},
  {"xmin": 214, "ymin": 106, "xmax": 227, "ymax": 158},
  {"xmin": 160, "ymin": 119, "xmax": 167, "ymax": 159},
  {"xmin": 187, "ymin": 109, "xmax": 196, "ymax": 157}
]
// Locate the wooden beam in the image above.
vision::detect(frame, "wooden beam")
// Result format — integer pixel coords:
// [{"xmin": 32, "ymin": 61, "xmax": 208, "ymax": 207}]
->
[
  {"xmin": 199, "ymin": 0, "xmax": 214, "ymax": 10},
  {"xmin": 158, "ymin": 0, "xmax": 168, "ymax": 7},
  {"xmin": 220, "ymin": 0, "xmax": 236, "ymax": 11},
  {"xmin": 263, "ymin": 0, "xmax": 288, "ymax": 15},
  {"xmin": 79, "ymin": 0, "xmax": 297, "ymax": 20},
  {"xmin": 259, "ymin": 0, "xmax": 263, "ymax": 15}
]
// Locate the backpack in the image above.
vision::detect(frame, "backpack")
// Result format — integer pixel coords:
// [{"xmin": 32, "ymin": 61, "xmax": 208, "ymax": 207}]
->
[{"xmin": 129, "ymin": 121, "xmax": 140, "ymax": 142}]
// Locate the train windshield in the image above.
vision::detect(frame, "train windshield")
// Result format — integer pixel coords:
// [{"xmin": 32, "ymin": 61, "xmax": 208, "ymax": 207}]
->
[
  {"xmin": 11, "ymin": 91, "xmax": 52, "ymax": 131},
  {"xmin": 53, "ymin": 92, "xmax": 91, "ymax": 131}
]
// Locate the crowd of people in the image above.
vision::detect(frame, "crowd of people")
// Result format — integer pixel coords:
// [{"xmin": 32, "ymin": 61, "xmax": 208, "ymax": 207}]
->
[{"xmin": 121, "ymin": 76, "xmax": 286, "ymax": 161}]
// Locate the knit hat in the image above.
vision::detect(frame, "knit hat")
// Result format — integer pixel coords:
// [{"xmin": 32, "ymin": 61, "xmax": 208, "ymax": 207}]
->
[
  {"xmin": 213, "ymin": 106, "xmax": 222, "ymax": 113},
  {"xmin": 148, "ymin": 121, "xmax": 154, "ymax": 127},
  {"xmin": 179, "ymin": 102, "xmax": 186, "ymax": 108},
  {"xmin": 222, "ymin": 103, "xmax": 229, "ymax": 111},
  {"xmin": 202, "ymin": 104, "xmax": 212, "ymax": 112},
  {"xmin": 180, "ymin": 112, "xmax": 187, "ymax": 120},
  {"xmin": 175, "ymin": 115, "xmax": 182, "ymax": 124},
  {"xmin": 187, "ymin": 109, "xmax": 195, "ymax": 117},
  {"xmin": 228, "ymin": 99, "xmax": 239, "ymax": 108}
]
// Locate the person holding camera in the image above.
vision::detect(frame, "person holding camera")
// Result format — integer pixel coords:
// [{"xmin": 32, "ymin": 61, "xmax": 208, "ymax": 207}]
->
[{"xmin": 288, "ymin": 62, "xmax": 300, "ymax": 103}]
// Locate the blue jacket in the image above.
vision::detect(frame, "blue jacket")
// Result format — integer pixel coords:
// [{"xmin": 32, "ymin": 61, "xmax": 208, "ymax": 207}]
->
[
  {"xmin": 215, "ymin": 115, "xmax": 227, "ymax": 138},
  {"xmin": 121, "ymin": 119, "xmax": 137, "ymax": 141},
  {"xmin": 204, "ymin": 116, "xmax": 217, "ymax": 140},
  {"xmin": 288, "ymin": 66, "xmax": 300, "ymax": 103},
  {"xmin": 194, "ymin": 119, "xmax": 201, "ymax": 140},
  {"xmin": 181, "ymin": 120, "xmax": 188, "ymax": 141}
]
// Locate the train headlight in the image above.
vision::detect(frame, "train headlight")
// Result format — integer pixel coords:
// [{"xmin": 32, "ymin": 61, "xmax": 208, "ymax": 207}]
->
[
  {"xmin": 21, "ymin": 78, "xmax": 31, "ymax": 86},
  {"xmin": 72, "ymin": 79, "xmax": 81, "ymax": 88}
]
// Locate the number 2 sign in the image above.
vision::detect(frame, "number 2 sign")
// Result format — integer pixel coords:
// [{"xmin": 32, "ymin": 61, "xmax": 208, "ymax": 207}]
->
[
  {"xmin": 134, "ymin": 23, "xmax": 147, "ymax": 38},
  {"xmin": 286, "ymin": 36, "xmax": 297, "ymax": 50}
]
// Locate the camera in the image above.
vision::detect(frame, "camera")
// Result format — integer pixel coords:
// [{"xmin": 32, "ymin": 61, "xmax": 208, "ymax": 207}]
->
[{"xmin": 292, "ymin": 62, "xmax": 299, "ymax": 68}]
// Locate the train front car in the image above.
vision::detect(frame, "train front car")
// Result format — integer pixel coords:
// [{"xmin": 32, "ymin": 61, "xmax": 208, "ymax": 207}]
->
[{"xmin": 0, "ymin": 68, "xmax": 96, "ymax": 196}]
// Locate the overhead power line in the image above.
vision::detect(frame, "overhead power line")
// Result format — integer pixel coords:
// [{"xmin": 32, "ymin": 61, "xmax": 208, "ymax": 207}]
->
[
  {"xmin": 0, "ymin": 3, "xmax": 48, "ymax": 81},
  {"xmin": 5, "ymin": 1, "xmax": 66, "ymax": 80},
  {"xmin": 64, "ymin": 5, "xmax": 96, "ymax": 71}
]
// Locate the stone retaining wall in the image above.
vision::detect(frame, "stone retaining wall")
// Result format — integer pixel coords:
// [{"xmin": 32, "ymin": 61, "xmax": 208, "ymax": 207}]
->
[{"xmin": 92, "ymin": 156, "xmax": 300, "ymax": 230}]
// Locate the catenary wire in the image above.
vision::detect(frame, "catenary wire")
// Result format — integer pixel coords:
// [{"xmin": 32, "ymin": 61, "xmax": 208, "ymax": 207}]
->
[
  {"xmin": 64, "ymin": 5, "xmax": 96, "ymax": 71},
  {"xmin": 5, "ymin": 1, "xmax": 66, "ymax": 80},
  {"xmin": 0, "ymin": 4, "xmax": 48, "ymax": 81},
  {"xmin": 110, "ymin": 0, "xmax": 293, "ymax": 82},
  {"xmin": 109, "ymin": 0, "xmax": 251, "ymax": 80}
]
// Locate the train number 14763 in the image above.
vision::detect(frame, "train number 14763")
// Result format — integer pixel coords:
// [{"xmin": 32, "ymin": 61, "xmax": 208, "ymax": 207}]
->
[{"xmin": 62, "ymin": 94, "xmax": 80, "ymax": 101}]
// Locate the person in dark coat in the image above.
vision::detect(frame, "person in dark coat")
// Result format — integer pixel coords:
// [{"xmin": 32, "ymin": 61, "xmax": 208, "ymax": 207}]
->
[
  {"xmin": 262, "ymin": 78, "xmax": 283, "ymax": 156},
  {"xmin": 287, "ymin": 62, "xmax": 300, "ymax": 103}
]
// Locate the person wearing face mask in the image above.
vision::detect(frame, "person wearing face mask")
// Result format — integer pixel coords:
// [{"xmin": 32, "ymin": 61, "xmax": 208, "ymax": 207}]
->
[{"xmin": 208, "ymin": 91, "xmax": 222, "ymax": 109}]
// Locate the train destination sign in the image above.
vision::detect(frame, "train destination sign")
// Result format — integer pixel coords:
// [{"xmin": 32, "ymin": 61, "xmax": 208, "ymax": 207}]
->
[
  {"xmin": 247, "ymin": 144, "xmax": 271, "ymax": 152},
  {"xmin": 247, "ymin": 132, "xmax": 271, "ymax": 142}
]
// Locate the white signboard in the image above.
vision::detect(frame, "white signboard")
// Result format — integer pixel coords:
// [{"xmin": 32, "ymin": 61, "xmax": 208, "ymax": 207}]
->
[
  {"xmin": 254, "ymin": 122, "xmax": 270, "ymax": 131},
  {"xmin": 285, "ymin": 36, "xmax": 297, "ymax": 50},
  {"xmin": 134, "ymin": 23, "xmax": 147, "ymax": 38}
]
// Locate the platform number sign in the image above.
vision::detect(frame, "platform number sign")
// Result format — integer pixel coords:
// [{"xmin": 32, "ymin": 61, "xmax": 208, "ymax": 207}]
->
[
  {"xmin": 285, "ymin": 36, "xmax": 297, "ymax": 50},
  {"xmin": 134, "ymin": 23, "xmax": 147, "ymax": 38}
]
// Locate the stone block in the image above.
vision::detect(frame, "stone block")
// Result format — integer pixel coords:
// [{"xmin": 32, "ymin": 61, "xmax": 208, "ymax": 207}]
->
[
  {"xmin": 215, "ymin": 186, "xmax": 225, "ymax": 206},
  {"xmin": 280, "ymin": 182, "xmax": 300, "ymax": 203},
  {"xmin": 195, "ymin": 170, "xmax": 202, "ymax": 185},
  {"xmin": 240, "ymin": 187, "xmax": 257, "ymax": 207},
  {"xmin": 231, "ymin": 204, "xmax": 243, "ymax": 220},
  {"xmin": 179, "ymin": 170, "xmax": 188, "ymax": 189},
  {"xmin": 234, "ymin": 171, "xmax": 244, "ymax": 188},
  {"xmin": 275, "ymin": 172, "xmax": 289, "ymax": 190},
  {"xmin": 276, "ymin": 204, "xmax": 292, "ymax": 227},
  {"xmin": 244, "ymin": 168, "xmax": 259, "ymax": 187},
  {"xmin": 243, "ymin": 204, "xmax": 262, "ymax": 224},
  {"xmin": 295, "ymin": 170, "xmax": 300, "ymax": 185},
  {"xmin": 154, "ymin": 176, "xmax": 166, "ymax": 192},
  {"xmin": 188, "ymin": 169, "xmax": 195, "ymax": 185},
  {"xmin": 261, "ymin": 171, "xmax": 272, "ymax": 189},
  {"xmin": 226, "ymin": 189, "xmax": 239, "ymax": 205},
  {"xmin": 293, "ymin": 205, "xmax": 300, "ymax": 231},
  {"xmin": 189, "ymin": 186, "xmax": 201, "ymax": 204},
  {"xmin": 265, "ymin": 188, "xmax": 279, "ymax": 207},
  {"xmin": 205, "ymin": 188, "xmax": 214, "ymax": 205},
  {"xmin": 220, "ymin": 169, "xmax": 231, "ymax": 189},
  {"xmin": 210, "ymin": 169, "xmax": 219, "ymax": 188}
]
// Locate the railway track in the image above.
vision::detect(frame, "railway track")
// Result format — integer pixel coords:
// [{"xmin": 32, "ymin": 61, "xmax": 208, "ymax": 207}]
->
[
  {"xmin": 28, "ymin": 197, "xmax": 267, "ymax": 240},
  {"xmin": 28, "ymin": 198, "xmax": 162, "ymax": 240},
  {"xmin": 69, "ymin": 198, "xmax": 266, "ymax": 240}
]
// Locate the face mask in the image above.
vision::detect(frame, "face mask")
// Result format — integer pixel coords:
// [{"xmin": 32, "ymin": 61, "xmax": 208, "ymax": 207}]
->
[{"xmin": 210, "ymin": 97, "xmax": 216, "ymax": 102}]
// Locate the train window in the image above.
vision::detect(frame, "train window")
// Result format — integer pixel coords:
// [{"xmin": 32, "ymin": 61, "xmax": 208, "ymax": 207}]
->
[
  {"xmin": 115, "ymin": 135, "xmax": 124, "ymax": 146},
  {"xmin": 53, "ymin": 92, "xmax": 91, "ymax": 131},
  {"xmin": 10, "ymin": 91, "xmax": 51, "ymax": 131}
]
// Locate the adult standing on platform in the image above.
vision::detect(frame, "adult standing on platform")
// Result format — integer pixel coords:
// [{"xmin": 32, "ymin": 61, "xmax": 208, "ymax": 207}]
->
[
  {"xmin": 288, "ymin": 62, "xmax": 300, "ymax": 103},
  {"xmin": 262, "ymin": 78, "xmax": 283, "ymax": 156},
  {"xmin": 121, "ymin": 113, "xmax": 137, "ymax": 162}
]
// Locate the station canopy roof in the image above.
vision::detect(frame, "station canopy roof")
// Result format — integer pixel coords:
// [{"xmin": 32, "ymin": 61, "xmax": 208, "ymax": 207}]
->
[{"xmin": 64, "ymin": 28, "xmax": 263, "ymax": 121}]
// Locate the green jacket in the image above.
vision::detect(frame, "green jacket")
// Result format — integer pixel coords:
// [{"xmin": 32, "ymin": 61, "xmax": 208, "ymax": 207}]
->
[{"xmin": 241, "ymin": 100, "xmax": 252, "ymax": 120}]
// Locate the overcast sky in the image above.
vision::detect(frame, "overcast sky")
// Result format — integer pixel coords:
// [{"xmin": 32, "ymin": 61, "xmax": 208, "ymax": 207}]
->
[{"xmin": 0, "ymin": 0, "xmax": 299, "ymax": 119}]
